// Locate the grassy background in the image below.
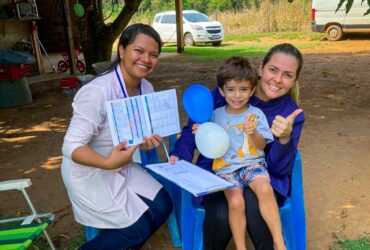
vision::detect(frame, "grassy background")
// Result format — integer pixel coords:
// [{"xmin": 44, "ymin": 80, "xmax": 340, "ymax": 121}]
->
[
  {"xmin": 330, "ymin": 237, "xmax": 370, "ymax": 250},
  {"xmin": 160, "ymin": 31, "xmax": 325, "ymax": 62},
  {"xmin": 48, "ymin": 1, "xmax": 365, "ymax": 248}
]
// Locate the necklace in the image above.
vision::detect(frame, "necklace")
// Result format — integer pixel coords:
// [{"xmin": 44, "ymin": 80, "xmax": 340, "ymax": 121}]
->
[{"xmin": 115, "ymin": 67, "xmax": 142, "ymax": 98}]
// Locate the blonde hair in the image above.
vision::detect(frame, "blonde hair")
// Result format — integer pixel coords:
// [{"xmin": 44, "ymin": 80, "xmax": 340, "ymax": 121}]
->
[
  {"xmin": 262, "ymin": 43, "xmax": 303, "ymax": 105},
  {"xmin": 288, "ymin": 81, "xmax": 299, "ymax": 105}
]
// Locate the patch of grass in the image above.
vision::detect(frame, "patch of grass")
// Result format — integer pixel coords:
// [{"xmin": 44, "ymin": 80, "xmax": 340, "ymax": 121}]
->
[
  {"xmin": 162, "ymin": 44, "xmax": 268, "ymax": 61},
  {"xmin": 308, "ymin": 32, "xmax": 325, "ymax": 41},
  {"xmin": 160, "ymin": 31, "xmax": 328, "ymax": 62},
  {"xmin": 161, "ymin": 39, "xmax": 325, "ymax": 62},
  {"xmin": 224, "ymin": 33, "xmax": 267, "ymax": 42},
  {"xmin": 63, "ymin": 230, "xmax": 86, "ymax": 250},
  {"xmin": 330, "ymin": 236, "xmax": 370, "ymax": 250},
  {"xmin": 162, "ymin": 44, "xmax": 267, "ymax": 61},
  {"xmin": 29, "ymin": 227, "xmax": 86, "ymax": 250},
  {"xmin": 224, "ymin": 32, "xmax": 323, "ymax": 42}
]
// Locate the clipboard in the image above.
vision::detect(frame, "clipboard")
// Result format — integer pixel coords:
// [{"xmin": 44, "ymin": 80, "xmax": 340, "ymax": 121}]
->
[{"xmin": 145, "ymin": 160, "xmax": 234, "ymax": 197}]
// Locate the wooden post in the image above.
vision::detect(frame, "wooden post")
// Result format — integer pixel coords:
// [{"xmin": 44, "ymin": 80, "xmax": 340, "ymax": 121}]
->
[
  {"xmin": 62, "ymin": 0, "xmax": 76, "ymax": 75},
  {"xmin": 175, "ymin": 0, "xmax": 184, "ymax": 53},
  {"xmin": 266, "ymin": 1, "xmax": 271, "ymax": 33},
  {"xmin": 30, "ymin": 21, "xmax": 44, "ymax": 74}
]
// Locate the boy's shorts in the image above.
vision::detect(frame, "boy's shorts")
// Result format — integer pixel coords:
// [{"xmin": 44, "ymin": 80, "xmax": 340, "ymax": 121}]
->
[{"xmin": 218, "ymin": 162, "xmax": 270, "ymax": 188}]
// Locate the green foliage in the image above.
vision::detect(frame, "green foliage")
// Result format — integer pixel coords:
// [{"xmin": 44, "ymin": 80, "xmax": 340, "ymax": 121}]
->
[
  {"xmin": 102, "ymin": 0, "xmax": 370, "ymax": 22},
  {"xmin": 334, "ymin": 0, "xmax": 370, "ymax": 15},
  {"xmin": 102, "ymin": 0, "xmax": 124, "ymax": 22},
  {"xmin": 330, "ymin": 236, "xmax": 370, "ymax": 250},
  {"xmin": 130, "ymin": 0, "xmax": 295, "ymax": 19}
]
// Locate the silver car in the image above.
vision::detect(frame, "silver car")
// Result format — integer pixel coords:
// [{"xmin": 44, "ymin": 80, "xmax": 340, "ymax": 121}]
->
[{"xmin": 152, "ymin": 10, "xmax": 224, "ymax": 46}]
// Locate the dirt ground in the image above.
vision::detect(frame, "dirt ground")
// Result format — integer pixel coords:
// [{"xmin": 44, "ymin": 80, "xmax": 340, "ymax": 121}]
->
[{"xmin": 1, "ymin": 36, "xmax": 370, "ymax": 250}]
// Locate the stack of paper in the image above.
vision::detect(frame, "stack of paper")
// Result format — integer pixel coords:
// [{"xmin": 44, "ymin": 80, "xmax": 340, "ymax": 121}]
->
[
  {"xmin": 106, "ymin": 89, "xmax": 180, "ymax": 146},
  {"xmin": 146, "ymin": 160, "xmax": 234, "ymax": 196}
]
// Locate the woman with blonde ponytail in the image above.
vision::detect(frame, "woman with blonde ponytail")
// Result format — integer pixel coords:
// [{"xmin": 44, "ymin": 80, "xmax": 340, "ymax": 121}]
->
[{"xmin": 171, "ymin": 43, "xmax": 305, "ymax": 249}]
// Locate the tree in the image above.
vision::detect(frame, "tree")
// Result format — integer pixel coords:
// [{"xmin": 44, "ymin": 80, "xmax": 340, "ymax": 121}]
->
[
  {"xmin": 336, "ymin": 0, "xmax": 370, "ymax": 15},
  {"xmin": 81, "ymin": 0, "xmax": 369, "ymax": 73},
  {"xmin": 81, "ymin": 0, "xmax": 143, "ymax": 73},
  {"xmin": 289, "ymin": 0, "xmax": 370, "ymax": 15}
]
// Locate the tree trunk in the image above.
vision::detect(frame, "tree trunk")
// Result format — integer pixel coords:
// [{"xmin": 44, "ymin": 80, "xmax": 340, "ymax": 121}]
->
[
  {"xmin": 82, "ymin": 0, "xmax": 143, "ymax": 74},
  {"xmin": 83, "ymin": 30, "xmax": 113, "ymax": 73}
]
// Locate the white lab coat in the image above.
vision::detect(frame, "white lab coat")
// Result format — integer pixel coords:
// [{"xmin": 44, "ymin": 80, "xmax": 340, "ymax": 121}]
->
[{"xmin": 61, "ymin": 66, "xmax": 162, "ymax": 229}]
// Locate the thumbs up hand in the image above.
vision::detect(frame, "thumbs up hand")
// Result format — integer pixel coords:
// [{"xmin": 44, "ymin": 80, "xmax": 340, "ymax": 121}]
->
[{"xmin": 271, "ymin": 109, "xmax": 303, "ymax": 144}]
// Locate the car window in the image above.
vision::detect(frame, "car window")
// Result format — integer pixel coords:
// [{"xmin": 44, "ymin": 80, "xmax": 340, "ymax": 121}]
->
[
  {"xmin": 154, "ymin": 15, "xmax": 161, "ymax": 23},
  {"xmin": 161, "ymin": 14, "xmax": 176, "ymax": 24},
  {"xmin": 183, "ymin": 13, "xmax": 210, "ymax": 22}
]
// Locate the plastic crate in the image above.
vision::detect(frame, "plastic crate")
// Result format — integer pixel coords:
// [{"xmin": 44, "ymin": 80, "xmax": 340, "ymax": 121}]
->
[
  {"xmin": 0, "ymin": 64, "xmax": 30, "ymax": 81},
  {"xmin": 59, "ymin": 76, "xmax": 80, "ymax": 96}
]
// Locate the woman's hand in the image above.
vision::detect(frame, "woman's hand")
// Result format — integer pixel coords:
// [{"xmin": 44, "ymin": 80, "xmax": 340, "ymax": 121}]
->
[
  {"xmin": 192, "ymin": 123, "xmax": 201, "ymax": 134},
  {"xmin": 169, "ymin": 155, "xmax": 179, "ymax": 165},
  {"xmin": 104, "ymin": 140, "xmax": 139, "ymax": 169},
  {"xmin": 271, "ymin": 109, "xmax": 303, "ymax": 144},
  {"xmin": 139, "ymin": 134, "xmax": 162, "ymax": 151}
]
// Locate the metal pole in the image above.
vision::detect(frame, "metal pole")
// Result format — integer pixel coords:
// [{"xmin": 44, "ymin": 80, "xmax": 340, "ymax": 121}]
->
[{"xmin": 35, "ymin": 33, "xmax": 56, "ymax": 73}]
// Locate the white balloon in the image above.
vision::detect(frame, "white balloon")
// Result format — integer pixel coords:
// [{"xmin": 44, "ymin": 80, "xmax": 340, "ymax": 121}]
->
[{"xmin": 195, "ymin": 122, "xmax": 230, "ymax": 159}]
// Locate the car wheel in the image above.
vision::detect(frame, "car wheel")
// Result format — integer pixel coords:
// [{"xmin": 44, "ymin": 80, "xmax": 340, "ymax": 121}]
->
[
  {"xmin": 326, "ymin": 24, "xmax": 343, "ymax": 41},
  {"xmin": 184, "ymin": 33, "xmax": 194, "ymax": 46},
  {"xmin": 212, "ymin": 41, "xmax": 222, "ymax": 46}
]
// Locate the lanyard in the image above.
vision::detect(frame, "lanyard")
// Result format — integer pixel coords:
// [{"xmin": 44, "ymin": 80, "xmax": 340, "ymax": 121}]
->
[{"xmin": 115, "ymin": 67, "xmax": 142, "ymax": 98}]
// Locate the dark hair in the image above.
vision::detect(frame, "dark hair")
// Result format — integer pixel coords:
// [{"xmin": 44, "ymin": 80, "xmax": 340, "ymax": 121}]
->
[
  {"xmin": 117, "ymin": 23, "xmax": 162, "ymax": 54},
  {"xmin": 217, "ymin": 56, "xmax": 258, "ymax": 89},
  {"xmin": 100, "ymin": 23, "xmax": 162, "ymax": 75},
  {"xmin": 262, "ymin": 43, "xmax": 303, "ymax": 80}
]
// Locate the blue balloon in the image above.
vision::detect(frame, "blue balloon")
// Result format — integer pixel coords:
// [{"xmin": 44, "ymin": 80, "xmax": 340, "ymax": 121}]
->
[{"xmin": 183, "ymin": 84, "xmax": 214, "ymax": 123}]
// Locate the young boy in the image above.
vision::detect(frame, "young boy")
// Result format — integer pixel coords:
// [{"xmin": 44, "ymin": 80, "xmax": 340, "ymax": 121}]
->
[{"xmin": 171, "ymin": 57, "xmax": 286, "ymax": 250}]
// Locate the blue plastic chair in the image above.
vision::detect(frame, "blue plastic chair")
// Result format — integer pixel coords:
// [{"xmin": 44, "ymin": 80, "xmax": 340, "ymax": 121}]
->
[
  {"xmin": 176, "ymin": 152, "xmax": 306, "ymax": 250},
  {"xmin": 84, "ymin": 134, "xmax": 182, "ymax": 247},
  {"xmin": 85, "ymin": 143, "xmax": 306, "ymax": 250}
]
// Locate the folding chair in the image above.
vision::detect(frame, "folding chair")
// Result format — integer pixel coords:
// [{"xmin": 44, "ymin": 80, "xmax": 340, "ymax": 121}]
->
[
  {"xmin": 175, "ymin": 152, "xmax": 306, "ymax": 250},
  {"xmin": 0, "ymin": 179, "xmax": 56, "ymax": 250},
  {"xmin": 84, "ymin": 134, "xmax": 182, "ymax": 247}
]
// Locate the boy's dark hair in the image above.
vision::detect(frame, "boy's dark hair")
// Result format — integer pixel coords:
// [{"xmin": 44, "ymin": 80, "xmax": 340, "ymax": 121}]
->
[{"xmin": 217, "ymin": 56, "xmax": 258, "ymax": 89}]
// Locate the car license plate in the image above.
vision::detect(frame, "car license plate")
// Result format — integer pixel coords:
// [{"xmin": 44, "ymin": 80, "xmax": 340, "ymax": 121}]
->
[{"xmin": 210, "ymin": 35, "xmax": 220, "ymax": 40}]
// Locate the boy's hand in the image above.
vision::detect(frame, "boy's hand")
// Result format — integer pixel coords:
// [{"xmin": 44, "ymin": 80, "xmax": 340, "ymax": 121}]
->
[
  {"xmin": 169, "ymin": 155, "xmax": 179, "ymax": 165},
  {"xmin": 140, "ymin": 134, "xmax": 162, "ymax": 151},
  {"xmin": 192, "ymin": 123, "xmax": 201, "ymax": 134},
  {"xmin": 244, "ymin": 114, "xmax": 257, "ymax": 135}
]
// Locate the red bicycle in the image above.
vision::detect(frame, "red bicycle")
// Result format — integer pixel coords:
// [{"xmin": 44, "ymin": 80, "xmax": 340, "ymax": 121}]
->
[{"xmin": 57, "ymin": 49, "xmax": 85, "ymax": 73}]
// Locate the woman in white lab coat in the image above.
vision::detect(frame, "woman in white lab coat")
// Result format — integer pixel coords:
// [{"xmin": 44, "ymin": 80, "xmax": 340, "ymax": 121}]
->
[{"xmin": 61, "ymin": 23, "xmax": 172, "ymax": 249}]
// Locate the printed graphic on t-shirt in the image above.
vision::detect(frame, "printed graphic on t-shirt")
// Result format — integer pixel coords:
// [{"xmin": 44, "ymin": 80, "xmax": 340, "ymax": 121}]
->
[{"xmin": 212, "ymin": 114, "xmax": 261, "ymax": 172}]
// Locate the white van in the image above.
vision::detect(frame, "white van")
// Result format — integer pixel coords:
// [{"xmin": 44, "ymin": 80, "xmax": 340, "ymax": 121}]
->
[
  {"xmin": 152, "ymin": 10, "xmax": 224, "ymax": 46},
  {"xmin": 311, "ymin": 0, "xmax": 370, "ymax": 41}
]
